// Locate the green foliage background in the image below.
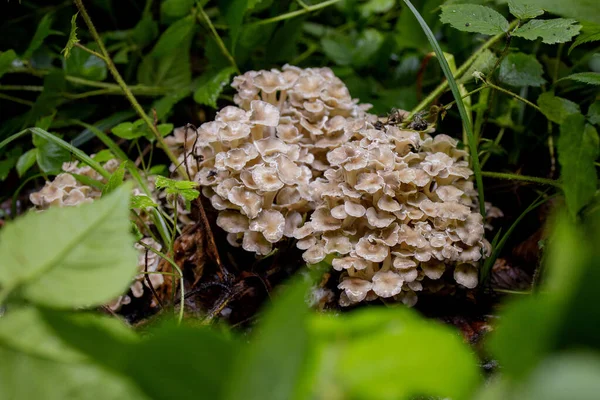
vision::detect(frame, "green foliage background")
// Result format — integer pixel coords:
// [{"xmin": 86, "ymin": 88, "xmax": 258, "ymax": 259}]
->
[{"xmin": 1, "ymin": 0, "xmax": 600, "ymax": 399}]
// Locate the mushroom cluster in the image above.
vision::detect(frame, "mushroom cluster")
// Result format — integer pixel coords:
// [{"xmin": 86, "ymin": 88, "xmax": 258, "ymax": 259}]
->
[
  {"xmin": 165, "ymin": 65, "xmax": 373, "ymax": 255},
  {"xmin": 295, "ymin": 125, "xmax": 491, "ymax": 306},
  {"xmin": 164, "ymin": 65, "xmax": 495, "ymax": 307},
  {"xmin": 29, "ymin": 159, "xmax": 119, "ymax": 209}
]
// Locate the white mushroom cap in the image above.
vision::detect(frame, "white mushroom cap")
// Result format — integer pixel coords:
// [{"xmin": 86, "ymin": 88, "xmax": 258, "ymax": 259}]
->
[
  {"xmin": 454, "ymin": 263, "xmax": 478, "ymax": 289},
  {"xmin": 366, "ymin": 207, "xmax": 395, "ymax": 228},
  {"xmin": 249, "ymin": 209, "xmax": 286, "ymax": 243},
  {"xmin": 251, "ymin": 164, "xmax": 284, "ymax": 192},
  {"xmin": 355, "ymin": 173, "xmax": 384, "ymax": 193},
  {"xmin": 355, "ymin": 237, "xmax": 389, "ymax": 263},
  {"xmin": 332, "ymin": 256, "xmax": 369, "ymax": 271},
  {"xmin": 216, "ymin": 106, "xmax": 249, "ymax": 123},
  {"xmin": 421, "ymin": 262, "xmax": 446, "ymax": 280},
  {"xmin": 253, "ymin": 70, "xmax": 289, "ymax": 93},
  {"xmin": 310, "ymin": 207, "xmax": 343, "ymax": 231},
  {"xmin": 242, "ymin": 231, "xmax": 272, "ymax": 255},
  {"xmin": 338, "ymin": 277, "xmax": 373, "ymax": 303},
  {"xmin": 344, "ymin": 201, "xmax": 366, "ymax": 217},
  {"xmin": 228, "ymin": 186, "xmax": 263, "ymax": 219},
  {"xmin": 250, "ymin": 100, "xmax": 280, "ymax": 126},
  {"xmin": 372, "ymin": 270, "xmax": 404, "ymax": 298},
  {"xmin": 323, "ymin": 234, "xmax": 352, "ymax": 254},
  {"xmin": 302, "ymin": 241, "xmax": 326, "ymax": 264}
]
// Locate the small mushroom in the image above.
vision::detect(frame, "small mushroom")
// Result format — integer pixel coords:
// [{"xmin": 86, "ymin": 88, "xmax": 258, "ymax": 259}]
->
[
  {"xmin": 338, "ymin": 278, "xmax": 373, "ymax": 303},
  {"xmin": 454, "ymin": 263, "xmax": 478, "ymax": 289},
  {"xmin": 372, "ymin": 270, "xmax": 404, "ymax": 298},
  {"xmin": 249, "ymin": 209, "xmax": 286, "ymax": 243}
]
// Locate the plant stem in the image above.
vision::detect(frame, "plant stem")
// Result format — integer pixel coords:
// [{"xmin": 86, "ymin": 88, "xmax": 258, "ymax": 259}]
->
[
  {"xmin": 196, "ymin": 3, "xmax": 240, "ymax": 75},
  {"xmin": 409, "ymin": 19, "xmax": 519, "ymax": 118},
  {"xmin": 0, "ymin": 93, "xmax": 34, "ymax": 106},
  {"xmin": 249, "ymin": 0, "xmax": 342, "ymax": 26},
  {"xmin": 483, "ymin": 80, "xmax": 543, "ymax": 113},
  {"xmin": 73, "ymin": 0, "xmax": 187, "ymax": 179},
  {"xmin": 74, "ymin": 42, "xmax": 106, "ymax": 60},
  {"xmin": 441, "ymin": 85, "xmax": 488, "ymax": 110},
  {"xmin": 481, "ymin": 171, "xmax": 562, "ymax": 188},
  {"xmin": 138, "ymin": 242, "xmax": 185, "ymax": 324},
  {"xmin": 0, "ymin": 84, "xmax": 44, "ymax": 92},
  {"xmin": 6, "ymin": 68, "xmax": 169, "ymax": 95}
]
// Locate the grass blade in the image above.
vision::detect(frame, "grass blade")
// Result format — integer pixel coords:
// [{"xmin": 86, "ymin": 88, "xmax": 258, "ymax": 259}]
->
[
  {"xmin": 29, "ymin": 127, "xmax": 110, "ymax": 179},
  {"xmin": 401, "ymin": 0, "xmax": 486, "ymax": 216}
]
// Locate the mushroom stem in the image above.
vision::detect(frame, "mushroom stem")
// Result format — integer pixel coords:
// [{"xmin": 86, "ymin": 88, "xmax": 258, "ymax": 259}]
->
[
  {"xmin": 263, "ymin": 190, "xmax": 278, "ymax": 207},
  {"xmin": 251, "ymin": 125, "xmax": 264, "ymax": 141}
]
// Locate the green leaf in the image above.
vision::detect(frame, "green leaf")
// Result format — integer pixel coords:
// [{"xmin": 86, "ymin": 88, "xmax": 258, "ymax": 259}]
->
[
  {"xmin": 588, "ymin": 101, "xmax": 600, "ymax": 125},
  {"xmin": 352, "ymin": 29, "xmax": 386, "ymax": 67},
  {"xmin": 137, "ymin": 15, "xmax": 194, "ymax": 87},
  {"xmin": 152, "ymin": 91, "xmax": 191, "ymax": 119},
  {"xmin": 458, "ymin": 49, "xmax": 498, "ymax": 84},
  {"xmin": 0, "ymin": 50, "xmax": 17, "ymax": 80},
  {"xmin": 508, "ymin": 0, "xmax": 544, "ymax": 20},
  {"xmin": 131, "ymin": 195, "xmax": 157, "ymax": 209},
  {"xmin": 16, "ymin": 148, "xmax": 37, "ymax": 177},
  {"xmin": 45, "ymin": 312, "xmax": 239, "ymax": 400},
  {"xmin": 520, "ymin": 353, "xmax": 600, "ymax": 400},
  {"xmin": 440, "ymin": 4, "xmax": 509, "ymax": 35},
  {"xmin": 0, "ymin": 307, "xmax": 85, "ymax": 363},
  {"xmin": 61, "ymin": 13, "xmax": 79, "ymax": 59},
  {"xmin": 488, "ymin": 294, "xmax": 562, "ymax": 380},
  {"xmin": 26, "ymin": 71, "xmax": 66, "ymax": 126},
  {"xmin": 310, "ymin": 308, "xmax": 481, "ymax": 400},
  {"xmin": 569, "ymin": 22, "xmax": 600, "ymax": 53},
  {"xmin": 0, "ymin": 346, "xmax": 148, "ymax": 400},
  {"xmin": 131, "ymin": 13, "xmax": 159, "ymax": 49},
  {"xmin": 155, "ymin": 175, "xmax": 199, "ymax": 201},
  {"xmin": 559, "ymin": 72, "xmax": 600, "ymax": 86},
  {"xmin": 360, "ymin": 0, "xmax": 396, "ymax": 18},
  {"xmin": 226, "ymin": 279, "xmax": 311, "ymax": 400},
  {"xmin": 506, "ymin": 0, "xmax": 600, "ymax": 25},
  {"xmin": 33, "ymin": 134, "xmax": 71, "ymax": 174},
  {"xmin": 23, "ymin": 14, "xmax": 54, "ymax": 60},
  {"xmin": 0, "ymin": 185, "xmax": 138, "ymax": 308},
  {"xmin": 63, "ymin": 46, "xmax": 107, "ymax": 81},
  {"xmin": 513, "ymin": 19, "xmax": 582, "ymax": 45},
  {"xmin": 558, "ymin": 114, "xmax": 599, "ymax": 217},
  {"xmin": 91, "ymin": 149, "xmax": 116, "ymax": 163},
  {"xmin": 537, "ymin": 92, "xmax": 581, "ymax": 124},
  {"xmin": 101, "ymin": 162, "xmax": 126, "ymax": 196},
  {"xmin": 219, "ymin": 0, "xmax": 249, "ymax": 52},
  {"xmin": 321, "ymin": 33, "xmax": 353, "ymax": 66},
  {"xmin": 111, "ymin": 120, "xmax": 146, "ymax": 140},
  {"xmin": 0, "ymin": 148, "xmax": 22, "ymax": 181},
  {"xmin": 157, "ymin": 123, "xmax": 174, "ymax": 137},
  {"xmin": 193, "ymin": 67, "xmax": 236, "ymax": 108},
  {"xmin": 160, "ymin": 0, "xmax": 194, "ymax": 23},
  {"xmin": 498, "ymin": 52, "xmax": 546, "ymax": 87}
]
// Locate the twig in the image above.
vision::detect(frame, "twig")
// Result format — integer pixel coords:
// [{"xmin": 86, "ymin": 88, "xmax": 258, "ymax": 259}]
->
[{"xmin": 73, "ymin": 0, "xmax": 188, "ymax": 178}]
